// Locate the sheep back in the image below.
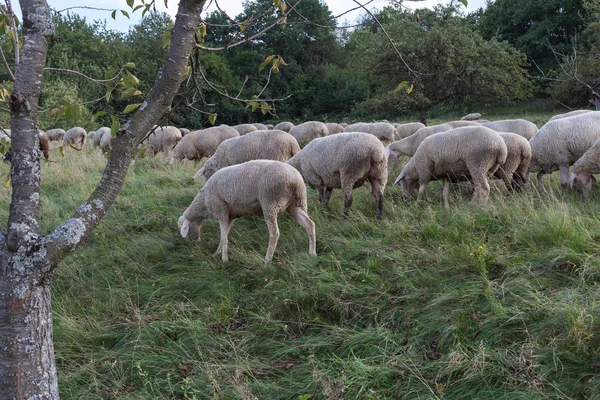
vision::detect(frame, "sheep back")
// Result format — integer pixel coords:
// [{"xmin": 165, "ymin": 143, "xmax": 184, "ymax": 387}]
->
[
  {"xmin": 481, "ymin": 119, "xmax": 538, "ymax": 140},
  {"xmin": 289, "ymin": 121, "xmax": 329, "ymax": 147}
]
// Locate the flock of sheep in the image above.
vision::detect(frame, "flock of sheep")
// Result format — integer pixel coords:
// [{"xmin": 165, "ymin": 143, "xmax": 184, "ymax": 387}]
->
[{"xmin": 4, "ymin": 108, "xmax": 600, "ymax": 262}]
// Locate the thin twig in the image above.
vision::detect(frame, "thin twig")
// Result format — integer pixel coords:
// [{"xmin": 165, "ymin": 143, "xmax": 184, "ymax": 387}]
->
[
  {"xmin": 0, "ymin": 45, "xmax": 15, "ymax": 81},
  {"xmin": 43, "ymin": 67, "xmax": 124, "ymax": 84}
]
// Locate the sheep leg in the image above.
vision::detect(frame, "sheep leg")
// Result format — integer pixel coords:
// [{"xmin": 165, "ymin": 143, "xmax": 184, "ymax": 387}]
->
[
  {"xmin": 264, "ymin": 213, "xmax": 280, "ymax": 263},
  {"xmin": 341, "ymin": 184, "xmax": 354, "ymax": 219},
  {"xmin": 471, "ymin": 172, "xmax": 490, "ymax": 202},
  {"xmin": 536, "ymin": 171, "xmax": 546, "ymax": 193},
  {"xmin": 442, "ymin": 179, "xmax": 450, "ymax": 209},
  {"xmin": 288, "ymin": 206, "xmax": 316, "ymax": 256},
  {"xmin": 417, "ymin": 182, "xmax": 427, "ymax": 202},
  {"xmin": 217, "ymin": 218, "xmax": 235, "ymax": 262},
  {"xmin": 370, "ymin": 180, "xmax": 384, "ymax": 220},
  {"xmin": 323, "ymin": 187, "xmax": 333, "ymax": 205},
  {"xmin": 559, "ymin": 165, "xmax": 570, "ymax": 196}
]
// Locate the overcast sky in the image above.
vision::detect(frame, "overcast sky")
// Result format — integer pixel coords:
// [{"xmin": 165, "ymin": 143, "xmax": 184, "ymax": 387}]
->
[{"xmin": 46, "ymin": 0, "xmax": 488, "ymax": 32}]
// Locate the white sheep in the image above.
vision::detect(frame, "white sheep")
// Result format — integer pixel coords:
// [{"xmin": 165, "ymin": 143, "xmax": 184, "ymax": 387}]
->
[
  {"xmin": 529, "ymin": 111, "xmax": 600, "ymax": 194},
  {"xmin": 385, "ymin": 121, "xmax": 480, "ymax": 170},
  {"xmin": 196, "ymin": 129, "xmax": 300, "ymax": 180},
  {"xmin": 93, "ymin": 127, "xmax": 110, "ymax": 149},
  {"xmin": 344, "ymin": 122, "xmax": 396, "ymax": 143},
  {"xmin": 273, "ymin": 121, "xmax": 294, "ymax": 132},
  {"xmin": 46, "ymin": 128, "xmax": 65, "ymax": 141},
  {"xmin": 393, "ymin": 122, "xmax": 426, "ymax": 140},
  {"xmin": 324, "ymin": 123, "xmax": 345, "ymax": 135},
  {"xmin": 461, "ymin": 113, "xmax": 482, "ymax": 121},
  {"xmin": 287, "ymin": 132, "xmax": 387, "ymax": 219},
  {"xmin": 63, "ymin": 127, "xmax": 87, "ymax": 151},
  {"xmin": 178, "ymin": 160, "xmax": 317, "ymax": 263},
  {"xmin": 570, "ymin": 137, "xmax": 600, "ymax": 197},
  {"xmin": 289, "ymin": 121, "xmax": 329, "ymax": 147},
  {"xmin": 549, "ymin": 109, "xmax": 593, "ymax": 121},
  {"xmin": 253, "ymin": 123, "xmax": 268, "ymax": 131},
  {"xmin": 481, "ymin": 119, "xmax": 538, "ymax": 140},
  {"xmin": 99, "ymin": 129, "xmax": 113, "ymax": 155},
  {"xmin": 232, "ymin": 124, "xmax": 258, "ymax": 135},
  {"xmin": 494, "ymin": 132, "xmax": 532, "ymax": 192},
  {"xmin": 147, "ymin": 126, "xmax": 182, "ymax": 158},
  {"xmin": 169, "ymin": 125, "xmax": 239, "ymax": 166},
  {"xmin": 394, "ymin": 126, "xmax": 507, "ymax": 208}
]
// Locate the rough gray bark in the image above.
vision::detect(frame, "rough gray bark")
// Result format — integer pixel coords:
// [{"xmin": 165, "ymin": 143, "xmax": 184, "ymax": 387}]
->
[{"xmin": 0, "ymin": 0, "xmax": 207, "ymax": 398}]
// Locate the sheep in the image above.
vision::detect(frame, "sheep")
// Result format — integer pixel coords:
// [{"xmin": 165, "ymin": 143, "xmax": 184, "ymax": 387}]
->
[
  {"xmin": 195, "ymin": 129, "xmax": 300, "ymax": 180},
  {"xmin": 385, "ymin": 121, "xmax": 480, "ymax": 170},
  {"xmin": 529, "ymin": 111, "xmax": 600, "ymax": 194},
  {"xmin": 494, "ymin": 132, "xmax": 532, "ymax": 192},
  {"xmin": 340, "ymin": 123, "xmax": 348, "ymax": 128},
  {"xmin": 480, "ymin": 119, "xmax": 538, "ymax": 140},
  {"xmin": 344, "ymin": 122, "xmax": 397, "ymax": 143},
  {"xmin": 93, "ymin": 127, "xmax": 110, "ymax": 149},
  {"xmin": 287, "ymin": 132, "xmax": 387, "ymax": 219},
  {"xmin": 147, "ymin": 126, "xmax": 182, "ymax": 158},
  {"xmin": 289, "ymin": 121, "xmax": 329, "ymax": 147},
  {"xmin": 569, "ymin": 138, "xmax": 600, "ymax": 197},
  {"xmin": 46, "ymin": 128, "xmax": 65, "ymax": 141},
  {"xmin": 265, "ymin": 124, "xmax": 274, "ymax": 130},
  {"xmin": 99, "ymin": 129, "xmax": 113, "ymax": 155},
  {"xmin": 178, "ymin": 160, "xmax": 317, "ymax": 263},
  {"xmin": 461, "ymin": 113, "xmax": 482, "ymax": 121},
  {"xmin": 394, "ymin": 126, "xmax": 507, "ymax": 208},
  {"xmin": 393, "ymin": 122, "xmax": 426, "ymax": 140},
  {"xmin": 325, "ymin": 123, "xmax": 345, "ymax": 135},
  {"xmin": 273, "ymin": 121, "xmax": 294, "ymax": 132},
  {"xmin": 253, "ymin": 123, "xmax": 268, "ymax": 131},
  {"xmin": 38, "ymin": 130, "xmax": 50, "ymax": 161},
  {"xmin": 179, "ymin": 128, "xmax": 190, "ymax": 136},
  {"xmin": 63, "ymin": 127, "xmax": 87, "ymax": 151},
  {"xmin": 549, "ymin": 109, "xmax": 593, "ymax": 121},
  {"xmin": 169, "ymin": 125, "xmax": 239, "ymax": 166},
  {"xmin": 232, "ymin": 124, "xmax": 258, "ymax": 135}
]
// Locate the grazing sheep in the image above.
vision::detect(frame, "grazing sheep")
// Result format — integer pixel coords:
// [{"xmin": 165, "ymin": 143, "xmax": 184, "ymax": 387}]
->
[
  {"xmin": 147, "ymin": 126, "xmax": 182, "ymax": 158},
  {"xmin": 344, "ymin": 122, "xmax": 397, "ymax": 143},
  {"xmin": 325, "ymin": 123, "xmax": 345, "ymax": 135},
  {"xmin": 393, "ymin": 122, "xmax": 426, "ymax": 140},
  {"xmin": 494, "ymin": 132, "xmax": 532, "ymax": 191},
  {"xmin": 196, "ymin": 130, "xmax": 300, "ymax": 179},
  {"xmin": 570, "ymin": 137, "xmax": 600, "ymax": 197},
  {"xmin": 289, "ymin": 121, "xmax": 329, "ymax": 147},
  {"xmin": 178, "ymin": 160, "xmax": 317, "ymax": 263},
  {"xmin": 550, "ymin": 109, "xmax": 593, "ymax": 121},
  {"xmin": 63, "ymin": 127, "xmax": 87, "ymax": 151},
  {"xmin": 179, "ymin": 128, "xmax": 190, "ymax": 136},
  {"xmin": 38, "ymin": 131, "xmax": 50, "ymax": 161},
  {"xmin": 93, "ymin": 127, "xmax": 110, "ymax": 149},
  {"xmin": 265, "ymin": 124, "xmax": 274, "ymax": 130},
  {"xmin": 169, "ymin": 125, "xmax": 239, "ymax": 166},
  {"xmin": 529, "ymin": 111, "xmax": 600, "ymax": 194},
  {"xmin": 253, "ymin": 123, "xmax": 268, "ymax": 131},
  {"xmin": 232, "ymin": 124, "xmax": 258, "ymax": 135},
  {"xmin": 46, "ymin": 128, "xmax": 65, "ymax": 141},
  {"xmin": 461, "ymin": 113, "xmax": 482, "ymax": 121},
  {"xmin": 385, "ymin": 121, "xmax": 480, "ymax": 170},
  {"xmin": 481, "ymin": 119, "xmax": 538, "ymax": 140},
  {"xmin": 287, "ymin": 132, "xmax": 387, "ymax": 219},
  {"xmin": 394, "ymin": 126, "xmax": 507, "ymax": 208},
  {"xmin": 99, "ymin": 129, "xmax": 113, "ymax": 155},
  {"xmin": 273, "ymin": 121, "xmax": 294, "ymax": 132}
]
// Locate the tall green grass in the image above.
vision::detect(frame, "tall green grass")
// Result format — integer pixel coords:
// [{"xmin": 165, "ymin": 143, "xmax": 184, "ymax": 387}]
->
[{"xmin": 1, "ymin": 115, "xmax": 600, "ymax": 399}]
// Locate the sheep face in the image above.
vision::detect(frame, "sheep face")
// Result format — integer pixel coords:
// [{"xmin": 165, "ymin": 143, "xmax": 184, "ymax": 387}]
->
[
  {"xmin": 528, "ymin": 157, "xmax": 541, "ymax": 173},
  {"xmin": 570, "ymin": 172, "xmax": 596, "ymax": 197},
  {"xmin": 199, "ymin": 158, "xmax": 219, "ymax": 179}
]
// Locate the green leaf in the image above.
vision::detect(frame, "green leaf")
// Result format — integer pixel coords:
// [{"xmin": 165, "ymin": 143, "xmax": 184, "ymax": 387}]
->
[
  {"xmin": 123, "ymin": 103, "xmax": 141, "ymax": 114},
  {"xmin": 133, "ymin": 5, "xmax": 143, "ymax": 12},
  {"xmin": 162, "ymin": 31, "xmax": 172, "ymax": 49},
  {"xmin": 95, "ymin": 111, "xmax": 107, "ymax": 117},
  {"xmin": 460, "ymin": 0, "xmax": 468, "ymax": 6},
  {"xmin": 104, "ymin": 67, "xmax": 117, "ymax": 80},
  {"xmin": 183, "ymin": 65, "xmax": 191, "ymax": 80},
  {"xmin": 110, "ymin": 116, "xmax": 120, "ymax": 136},
  {"xmin": 3, "ymin": 176, "xmax": 10, "ymax": 188},
  {"xmin": 393, "ymin": 81, "xmax": 409, "ymax": 93},
  {"xmin": 124, "ymin": 62, "xmax": 135, "ymax": 69},
  {"xmin": 59, "ymin": 146, "xmax": 64, "ymax": 157},
  {"xmin": 111, "ymin": 10, "xmax": 116, "ymax": 20},
  {"xmin": 142, "ymin": 4, "xmax": 151, "ymax": 17},
  {"xmin": 121, "ymin": 10, "xmax": 130, "ymax": 19},
  {"xmin": 258, "ymin": 55, "xmax": 275, "ymax": 72},
  {"xmin": 208, "ymin": 113, "xmax": 217, "ymax": 125},
  {"xmin": 126, "ymin": 0, "xmax": 134, "ymax": 8}
]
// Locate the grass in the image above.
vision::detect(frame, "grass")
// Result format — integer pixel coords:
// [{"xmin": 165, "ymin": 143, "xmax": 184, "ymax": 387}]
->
[{"xmin": 2, "ymin": 108, "xmax": 600, "ymax": 399}]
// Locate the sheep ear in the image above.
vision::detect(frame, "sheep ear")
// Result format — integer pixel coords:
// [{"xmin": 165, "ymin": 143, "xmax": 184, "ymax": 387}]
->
[
  {"xmin": 393, "ymin": 174, "xmax": 405, "ymax": 186},
  {"xmin": 180, "ymin": 219, "xmax": 190, "ymax": 238},
  {"xmin": 194, "ymin": 167, "xmax": 204, "ymax": 179},
  {"xmin": 592, "ymin": 175, "xmax": 597, "ymax": 184}
]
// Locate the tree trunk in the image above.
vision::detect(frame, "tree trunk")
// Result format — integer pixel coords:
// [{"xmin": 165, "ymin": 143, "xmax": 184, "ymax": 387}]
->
[
  {"xmin": 0, "ymin": 0, "xmax": 207, "ymax": 398},
  {"xmin": 419, "ymin": 109, "xmax": 428, "ymax": 126}
]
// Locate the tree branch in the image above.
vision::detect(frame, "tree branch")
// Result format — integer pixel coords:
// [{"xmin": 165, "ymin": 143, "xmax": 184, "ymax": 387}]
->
[{"xmin": 0, "ymin": 45, "xmax": 15, "ymax": 81}]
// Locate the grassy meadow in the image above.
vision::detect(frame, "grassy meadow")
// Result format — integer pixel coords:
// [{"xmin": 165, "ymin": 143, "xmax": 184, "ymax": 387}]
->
[{"xmin": 2, "ymin": 107, "xmax": 600, "ymax": 399}]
